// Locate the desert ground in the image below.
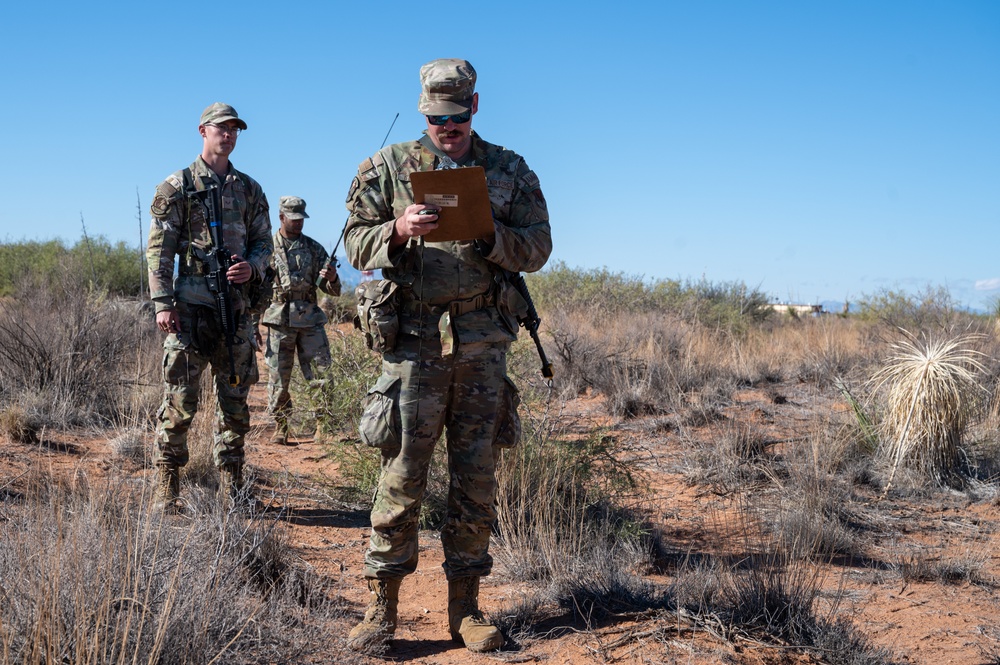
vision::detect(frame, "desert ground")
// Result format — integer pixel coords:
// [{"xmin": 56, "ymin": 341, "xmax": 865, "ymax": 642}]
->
[{"xmin": 2, "ymin": 290, "xmax": 999, "ymax": 664}]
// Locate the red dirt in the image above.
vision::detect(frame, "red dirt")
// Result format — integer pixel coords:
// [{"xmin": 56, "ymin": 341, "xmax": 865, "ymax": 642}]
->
[{"xmin": 2, "ymin": 362, "xmax": 998, "ymax": 664}]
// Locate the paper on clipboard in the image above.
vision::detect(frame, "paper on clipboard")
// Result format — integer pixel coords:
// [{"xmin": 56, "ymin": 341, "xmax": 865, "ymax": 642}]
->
[{"xmin": 410, "ymin": 166, "xmax": 494, "ymax": 242}]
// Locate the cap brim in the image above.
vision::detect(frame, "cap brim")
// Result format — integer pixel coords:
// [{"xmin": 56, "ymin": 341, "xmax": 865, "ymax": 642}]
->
[
  {"xmin": 209, "ymin": 115, "xmax": 248, "ymax": 130},
  {"xmin": 418, "ymin": 97, "xmax": 473, "ymax": 116},
  {"xmin": 283, "ymin": 212, "xmax": 308, "ymax": 220}
]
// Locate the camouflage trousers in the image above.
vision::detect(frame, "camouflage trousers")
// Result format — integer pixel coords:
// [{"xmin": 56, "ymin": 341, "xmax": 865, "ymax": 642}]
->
[
  {"xmin": 153, "ymin": 302, "xmax": 259, "ymax": 468},
  {"xmin": 362, "ymin": 333, "xmax": 509, "ymax": 581},
  {"xmin": 263, "ymin": 323, "xmax": 331, "ymax": 419}
]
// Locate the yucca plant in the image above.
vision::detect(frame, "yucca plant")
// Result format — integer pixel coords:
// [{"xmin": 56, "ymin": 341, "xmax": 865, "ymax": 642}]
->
[{"xmin": 869, "ymin": 331, "xmax": 988, "ymax": 492}]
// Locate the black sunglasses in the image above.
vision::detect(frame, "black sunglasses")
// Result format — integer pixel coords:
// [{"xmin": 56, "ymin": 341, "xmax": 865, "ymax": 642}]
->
[{"xmin": 426, "ymin": 110, "xmax": 472, "ymax": 126}]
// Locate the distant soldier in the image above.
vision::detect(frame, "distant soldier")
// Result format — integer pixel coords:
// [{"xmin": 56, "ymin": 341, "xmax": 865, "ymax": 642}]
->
[
  {"xmin": 260, "ymin": 196, "xmax": 341, "ymax": 444},
  {"xmin": 344, "ymin": 59, "xmax": 551, "ymax": 653},
  {"xmin": 147, "ymin": 102, "xmax": 272, "ymax": 511}
]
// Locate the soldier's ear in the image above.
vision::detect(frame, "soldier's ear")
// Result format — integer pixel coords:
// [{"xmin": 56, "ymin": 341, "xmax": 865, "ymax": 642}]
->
[{"xmin": 198, "ymin": 124, "xmax": 208, "ymax": 138}]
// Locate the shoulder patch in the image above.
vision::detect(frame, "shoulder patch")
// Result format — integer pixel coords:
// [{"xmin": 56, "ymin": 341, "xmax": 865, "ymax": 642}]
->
[
  {"xmin": 359, "ymin": 156, "xmax": 380, "ymax": 182},
  {"xmin": 521, "ymin": 170, "xmax": 540, "ymax": 190},
  {"xmin": 165, "ymin": 173, "xmax": 183, "ymax": 191}
]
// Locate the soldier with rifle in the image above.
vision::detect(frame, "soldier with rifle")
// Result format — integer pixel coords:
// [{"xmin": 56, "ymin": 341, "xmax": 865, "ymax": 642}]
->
[
  {"xmin": 146, "ymin": 102, "xmax": 273, "ymax": 512},
  {"xmin": 343, "ymin": 59, "xmax": 552, "ymax": 653}
]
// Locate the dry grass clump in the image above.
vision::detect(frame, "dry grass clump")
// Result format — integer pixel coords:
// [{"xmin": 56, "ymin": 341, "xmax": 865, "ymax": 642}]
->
[
  {"xmin": 109, "ymin": 426, "xmax": 149, "ymax": 464},
  {"xmin": 869, "ymin": 331, "xmax": 990, "ymax": 489},
  {"xmin": 492, "ymin": 425, "xmax": 650, "ymax": 585},
  {"xmin": 893, "ymin": 544, "xmax": 994, "ymax": 587},
  {"xmin": 0, "ymin": 275, "xmax": 161, "ymax": 429},
  {"xmin": 548, "ymin": 308, "xmax": 743, "ymax": 418},
  {"xmin": 0, "ymin": 404, "xmax": 42, "ymax": 443},
  {"xmin": 679, "ymin": 417, "xmax": 774, "ymax": 494},
  {"xmin": 0, "ymin": 467, "xmax": 357, "ymax": 665}
]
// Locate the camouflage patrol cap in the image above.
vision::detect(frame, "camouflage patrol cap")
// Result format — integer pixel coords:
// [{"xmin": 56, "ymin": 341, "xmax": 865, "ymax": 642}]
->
[
  {"xmin": 418, "ymin": 59, "xmax": 477, "ymax": 115},
  {"xmin": 279, "ymin": 196, "xmax": 309, "ymax": 219},
  {"xmin": 200, "ymin": 102, "xmax": 248, "ymax": 130}
]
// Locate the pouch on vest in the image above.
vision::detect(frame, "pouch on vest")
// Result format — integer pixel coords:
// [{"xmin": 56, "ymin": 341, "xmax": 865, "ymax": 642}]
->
[
  {"xmin": 359, "ymin": 374, "xmax": 402, "ymax": 453},
  {"xmin": 247, "ymin": 266, "xmax": 275, "ymax": 315},
  {"xmin": 492, "ymin": 375, "xmax": 522, "ymax": 449},
  {"xmin": 497, "ymin": 276, "xmax": 531, "ymax": 336},
  {"xmin": 354, "ymin": 279, "xmax": 400, "ymax": 353}
]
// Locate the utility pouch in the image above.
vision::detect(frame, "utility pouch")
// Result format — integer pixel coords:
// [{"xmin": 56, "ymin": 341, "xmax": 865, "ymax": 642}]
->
[
  {"xmin": 497, "ymin": 277, "xmax": 531, "ymax": 335},
  {"xmin": 247, "ymin": 266, "xmax": 275, "ymax": 315},
  {"xmin": 354, "ymin": 279, "xmax": 400, "ymax": 353},
  {"xmin": 359, "ymin": 375, "xmax": 402, "ymax": 453},
  {"xmin": 492, "ymin": 375, "xmax": 522, "ymax": 449}
]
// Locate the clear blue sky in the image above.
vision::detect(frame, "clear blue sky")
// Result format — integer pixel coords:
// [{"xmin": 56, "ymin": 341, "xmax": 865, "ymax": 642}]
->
[{"xmin": 1, "ymin": 1, "xmax": 997, "ymax": 309}]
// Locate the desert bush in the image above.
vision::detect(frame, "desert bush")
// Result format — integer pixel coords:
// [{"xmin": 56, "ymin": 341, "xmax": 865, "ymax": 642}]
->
[
  {"xmin": 0, "ymin": 404, "xmax": 43, "ymax": 443},
  {"xmin": 0, "ymin": 468, "xmax": 356, "ymax": 665},
  {"xmin": 318, "ymin": 292, "xmax": 357, "ymax": 325},
  {"xmin": 868, "ymin": 331, "xmax": 990, "ymax": 489},
  {"xmin": 549, "ymin": 308, "xmax": 749, "ymax": 417},
  {"xmin": 0, "ymin": 274, "xmax": 160, "ymax": 429},
  {"xmin": 294, "ymin": 329, "xmax": 381, "ymax": 439},
  {"xmin": 855, "ymin": 285, "xmax": 973, "ymax": 332},
  {"xmin": 680, "ymin": 417, "xmax": 774, "ymax": 494},
  {"xmin": 668, "ymin": 498, "xmax": 900, "ymax": 665},
  {"xmin": 893, "ymin": 544, "xmax": 994, "ymax": 587},
  {"xmin": 528, "ymin": 261, "xmax": 771, "ymax": 333},
  {"xmin": 0, "ymin": 235, "xmax": 144, "ymax": 298},
  {"xmin": 493, "ymin": 417, "xmax": 650, "ymax": 586}
]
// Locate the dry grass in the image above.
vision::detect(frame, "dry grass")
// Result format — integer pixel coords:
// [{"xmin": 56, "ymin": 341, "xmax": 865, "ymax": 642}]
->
[{"xmin": 0, "ymin": 466, "xmax": 359, "ymax": 665}]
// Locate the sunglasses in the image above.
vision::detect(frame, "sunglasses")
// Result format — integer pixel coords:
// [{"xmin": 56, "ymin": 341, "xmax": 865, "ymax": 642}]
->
[{"xmin": 426, "ymin": 110, "xmax": 472, "ymax": 126}]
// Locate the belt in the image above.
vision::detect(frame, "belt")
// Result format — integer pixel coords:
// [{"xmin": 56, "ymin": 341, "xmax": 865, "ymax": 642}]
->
[
  {"xmin": 275, "ymin": 291, "xmax": 317, "ymax": 303},
  {"xmin": 178, "ymin": 262, "xmax": 207, "ymax": 276},
  {"xmin": 403, "ymin": 291, "xmax": 495, "ymax": 318}
]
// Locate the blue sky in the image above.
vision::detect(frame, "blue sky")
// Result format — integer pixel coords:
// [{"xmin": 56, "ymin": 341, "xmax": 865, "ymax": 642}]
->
[{"xmin": 1, "ymin": 1, "xmax": 997, "ymax": 310}]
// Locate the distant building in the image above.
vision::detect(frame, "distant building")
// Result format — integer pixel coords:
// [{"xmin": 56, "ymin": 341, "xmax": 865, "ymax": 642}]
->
[{"xmin": 770, "ymin": 302, "xmax": 825, "ymax": 317}]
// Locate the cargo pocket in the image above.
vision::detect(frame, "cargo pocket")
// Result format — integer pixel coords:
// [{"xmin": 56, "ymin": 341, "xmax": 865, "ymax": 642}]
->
[
  {"xmin": 492, "ymin": 376, "xmax": 522, "ymax": 449},
  {"xmin": 359, "ymin": 374, "xmax": 403, "ymax": 453}
]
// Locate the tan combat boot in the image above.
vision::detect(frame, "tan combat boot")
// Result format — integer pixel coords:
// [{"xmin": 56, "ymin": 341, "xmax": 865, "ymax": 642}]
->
[
  {"xmin": 347, "ymin": 577, "xmax": 401, "ymax": 652},
  {"xmin": 448, "ymin": 577, "xmax": 504, "ymax": 652},
  {"xmin": 269, "ymin": 418, "xmax": 288, "ymax": 445},
  {"xmin": 218, "ymin": 462, "xmax": 245, "ymax": 507},
  {"xmin": 152, "ymin": 464, "xmax": 180, "ymax": 513}
]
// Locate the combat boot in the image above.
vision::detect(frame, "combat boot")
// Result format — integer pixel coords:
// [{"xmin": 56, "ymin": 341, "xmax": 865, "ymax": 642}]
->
[
  {"xmin": 218, "ymin": 462, "xmax": 246, "ymax": 508},
  {"xmin": 448, "ymin": 576, "xmax": 504, "ymax": 652},
  {"xmin": 347, "ymin": 577, "xmax": 401, "ymax": 652},
  {"xmin": 152, "ymin": 464, "xmax": 180, "ymax": 513},
  {"xmin": 269, "ymin": 418, "xmax": 288, "ymax": 445}
]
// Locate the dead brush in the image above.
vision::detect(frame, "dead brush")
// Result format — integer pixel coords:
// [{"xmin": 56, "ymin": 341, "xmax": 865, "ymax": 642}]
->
[
  {"xmin": 0, "ymin": 405, "xmax": 42, "ymax": 443},
  {"xmin": 868, "ymin": 330, "xmax": 990, "ymax": 494}
]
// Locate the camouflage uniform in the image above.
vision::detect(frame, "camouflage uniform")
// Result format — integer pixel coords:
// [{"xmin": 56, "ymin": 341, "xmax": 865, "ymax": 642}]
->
[
  {"xmin": 345, "ymin": 129, "xmax": 551, "ymax": 581},
  {"xmin": 262, "ymin": 217, "xmax": 341, "ymax": 425},
  {"xmin": 147, "ymin": 155, "xmax": 272, "ymax": 468}
]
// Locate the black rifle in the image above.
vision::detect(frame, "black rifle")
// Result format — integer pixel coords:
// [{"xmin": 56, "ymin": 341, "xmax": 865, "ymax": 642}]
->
[
  {"xmin": 507, "ymin": 272, "xmax": 554, "ymax": 380},
  {"xmin": 193, "ymin": 185, "xmax": 241, "ymax": 387}
]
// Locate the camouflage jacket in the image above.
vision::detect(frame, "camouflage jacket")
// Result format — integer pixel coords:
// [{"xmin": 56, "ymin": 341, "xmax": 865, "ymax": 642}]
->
[
  {"xmin": 344, "ymin": 131, "xmax": 551, "ymax": 343},
  {"xmin": 147, "ymin": 156, "xmax": 272, "ymax": 314},
  {"xmin": 261, "ymin": 231, "xmax": 340, "ymax": 328}
]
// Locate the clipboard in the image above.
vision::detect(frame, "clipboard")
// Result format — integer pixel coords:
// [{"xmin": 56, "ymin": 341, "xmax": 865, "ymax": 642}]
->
[{"xmin": 410, "ymin": 166, "xmax": 494, "ymax": 243}]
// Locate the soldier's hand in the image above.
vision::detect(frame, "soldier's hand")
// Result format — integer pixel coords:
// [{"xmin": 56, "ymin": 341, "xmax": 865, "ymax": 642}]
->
[
  {"xmin": 156, "ymin": 309, "xmax": 181, "ymax": 334},
  {"xmin": 227, "ymin": 257, "xmax": 252, "ymax": 284},
  {"xmin": 390, "ymin": 204, "xmax": 439, "ymax": 248},
  {"xmin": 319, "ymin": 265, "xmax": 339, "ymax": 282}
]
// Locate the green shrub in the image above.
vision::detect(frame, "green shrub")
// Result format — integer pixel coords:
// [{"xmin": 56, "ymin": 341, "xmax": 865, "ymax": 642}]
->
[
  {"xmin": 0, "ymin": 235, "xmax": 144, "ymax": 298},
  {"xmin": 526, "ymin": 261, "xmax": 771, "ymax": 333}
]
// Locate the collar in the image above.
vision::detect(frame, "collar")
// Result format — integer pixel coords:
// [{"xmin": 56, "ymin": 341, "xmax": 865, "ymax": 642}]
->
[
  {"xmin": 418, "ymin": 131, "xmax": 479, "ymax": 167},
  {"xmin": 192, "ymin": 155, "xmax": 236, "ymax": 186}
]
